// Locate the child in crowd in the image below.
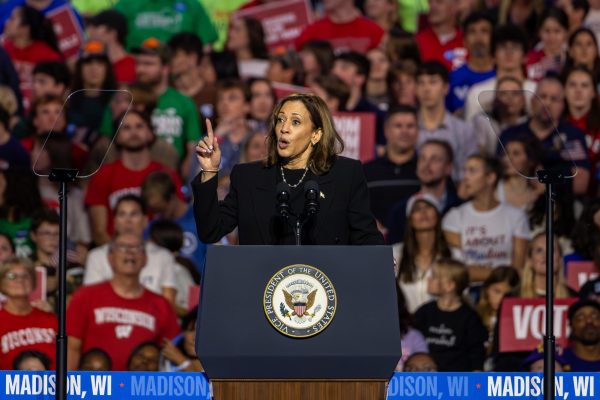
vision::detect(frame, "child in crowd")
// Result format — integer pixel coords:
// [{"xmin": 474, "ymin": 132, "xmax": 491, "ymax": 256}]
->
[{"xmin": 415, "ymin": 259, "xmax": 488, "ymax": 371}]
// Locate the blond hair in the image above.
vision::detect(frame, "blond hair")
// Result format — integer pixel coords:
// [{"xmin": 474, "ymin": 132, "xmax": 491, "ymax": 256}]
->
[
  {"xmin": 433, "ymin": 258, "xmax": 470, "ymax": 297},
  {"xmin": 520, "ymin": 233, "xmax": 570, "ymax": 298}
]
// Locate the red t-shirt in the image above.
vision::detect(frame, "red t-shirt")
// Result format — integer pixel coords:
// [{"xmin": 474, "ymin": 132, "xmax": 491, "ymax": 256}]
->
[
  {"xmin": 3, "ymin": 40, "xmax": 62, "ymax": 110},
  {"xmin": 0, "ymin": 308, "xmax": 57, "ymax": 370},
  {"xmin": 84, "ymin": 159, "xmax": 183, "ymax": 234},
  {"xmin": 113, "ymin": 55, "xmax": 136, "ymax": 84},
  {"xmin": 295, "ymin": 16, "xmax": 384, "ymax": 53},
  {"xmin": 66, "ymin": 282, "xmax": 180, "ymax": 371},
  {"xmin": 568, "ymin": 114, "xmax": 600, "ymax": 190},
  {"xmin": 416, "ymin": 27, "xmax": 466, "ymax": 71}
]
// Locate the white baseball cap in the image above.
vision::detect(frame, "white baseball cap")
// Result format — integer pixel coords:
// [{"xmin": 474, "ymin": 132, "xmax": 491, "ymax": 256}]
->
[{"xmin": 405, "ymin": 192, "xmax": 443, "ymax": 215}]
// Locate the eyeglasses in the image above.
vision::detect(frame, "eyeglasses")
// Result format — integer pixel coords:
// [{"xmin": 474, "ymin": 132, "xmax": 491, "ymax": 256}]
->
[
  {"xmin": 5, "ymin": 272, "xmax": 31, "ymax": 281},
  {"xmin": 112, "ymin": 243, "xmax": 144, "ymax": 254}
]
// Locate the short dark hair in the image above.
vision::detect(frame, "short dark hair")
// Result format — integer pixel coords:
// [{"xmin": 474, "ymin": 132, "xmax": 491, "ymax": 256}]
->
[
  {"xmin": 538, "ymin": 7, "xmax": 569, "ymax": 33},
  {"xmin": 79, "ymin": 348, "xmax": 113, "ymax": 370},
  {"xmin": 167, "ymin": 32, "xmax": 204, "ymax": 63},
  {"xmin": 334, "ymin": 51, "xmax": 370, "ymax": 78},
  {"xmin": 468, "ymin": 154, "xmax": 504, "ymax": 186},
  {"xmin": 416, "ymin": 61, "xmax": 449, "ymax": 84},
  {"xmin": 573, "ymin": 0, "xmax": 590, "ymax": 15},
  {"xmin": 421, "ymin": 139, "xmax": 454, "ymax": 164},
  {"xmin": 149, "ymin": 220, "xmax": 183, "ymax": 252},
  {"xmin": 114, "ymin": 194, "xmax": 147, "ymax": 215},
  {"xmin": 13, "ymin": 350, "xmax": 51, "ymax": 370},
  {"xmin": 88, "ymin": 10, "xmax": 128, "ymax": 47},
  {"xmin": 217, "ymin": 79, "xmax": 248, "ymax": 100},
  {"xmin": 142, "ymin": 171, "xmax": 176, "ymax": 202},
  {"xmin": 0, "ymin": 233, "xmax": 15, "ymax": 253},
  {"xmin": 300, "ymin": 40, "xmax": 335, "ymax": 76},
  {"xmin": 462, "ymin": 11, "xmax": 494, "ymax": 33},
  {"xmin": 386, "ymin": 104, "xmax": 417, "ymax": 123},
  {"xmin": 30, "ymin": 208, "xmax": 59, "ymax": 232},
  {"xmin": 312, "ymin": 74, "xmax": 350, "ymax": 111},
  {"xmin": 492, "ymin": 24, "xmax": 529, "ymax": 55},
  {"xmin": 32, "ymin": 61, "xmax": 70, "ymax": 88}
]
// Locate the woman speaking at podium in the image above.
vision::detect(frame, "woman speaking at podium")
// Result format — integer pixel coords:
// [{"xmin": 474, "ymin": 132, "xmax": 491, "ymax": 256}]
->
[{"xmin": 192, "ymin": 93, "xmax": 383, "ymax": 246}]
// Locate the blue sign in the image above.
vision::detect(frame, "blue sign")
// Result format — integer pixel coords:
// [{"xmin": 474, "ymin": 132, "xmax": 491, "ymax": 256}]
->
[{"xmin": 0, "ymin": 372, "xmax": 598, "ymax": 399}]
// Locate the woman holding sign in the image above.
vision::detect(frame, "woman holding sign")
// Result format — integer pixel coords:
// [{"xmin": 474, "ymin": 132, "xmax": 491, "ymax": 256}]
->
[{"xmin": 192, "ymin": 93, "xmax": 383, "ymax": 246}]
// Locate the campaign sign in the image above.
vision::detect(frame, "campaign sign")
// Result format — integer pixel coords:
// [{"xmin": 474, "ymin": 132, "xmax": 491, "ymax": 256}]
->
[
  {"xmin": 499, "ymin": 297, "xmax": 578, "ymax": 353},
  {"xmin": 333, "ymin": 112, "xmax": 376, "ymax": 163},
  {"xmin": 1, "ymin": 372, "xmax": 599, "ymax": 400},
  {"xmin": 46, "ymin": 5, "xmax": 84, "ymax": 60},
  {"xmin": 187, "ymin": 285, "xmax": 200, "ymax": 310},
  {"xmin": 566, "ymin": 261, "xmax": 598, "ymax": 292},
  {"xmin": 233, "ymin": 0, "xmax": 312, "ymax": 51}
]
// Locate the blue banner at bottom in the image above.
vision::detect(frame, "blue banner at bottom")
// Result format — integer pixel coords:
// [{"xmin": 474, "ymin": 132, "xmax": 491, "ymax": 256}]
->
[{"xmin": 0, "ymin": 371, "xmax": 598, "ymax": 399}]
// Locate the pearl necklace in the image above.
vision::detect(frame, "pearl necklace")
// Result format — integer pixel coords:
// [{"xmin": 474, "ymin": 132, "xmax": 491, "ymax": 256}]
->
[{"xmin": 280, "ymin": 165, "xmax": 309, "ymax": 188}]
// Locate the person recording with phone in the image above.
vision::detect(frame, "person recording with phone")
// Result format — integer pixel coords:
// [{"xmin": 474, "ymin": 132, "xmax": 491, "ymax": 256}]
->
[{"xmin": 192, "ymin": 93, "xmax": 383, "ymax": 246}]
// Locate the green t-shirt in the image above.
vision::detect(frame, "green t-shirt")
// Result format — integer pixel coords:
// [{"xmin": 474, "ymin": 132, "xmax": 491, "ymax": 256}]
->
[
  {"xmin": 397, "ymin": 0, "xmax": 429, "ymax": 33},
  {"xmin": 71, "ymin": 0, "xmax": 113, "ymax": 15},
  {"xmin": 114, "ymin": 0, "xmax": 218, "ymax": 49},
  {"xmin": 100, "ymin": 87, "xmax": 201, "ymax": 158},
  {"xmin": 199, "ymin": 0, "xmax": 248, "ymax": 51},
  {"xmin": 0, "ymin": 217, "xmax": 33, "ymax": 259}
]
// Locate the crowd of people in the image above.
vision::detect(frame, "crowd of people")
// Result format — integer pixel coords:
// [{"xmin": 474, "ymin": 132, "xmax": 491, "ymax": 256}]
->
[{"xmin": 1, "ymin": 0, "xmax": 600, "ymax": 374}]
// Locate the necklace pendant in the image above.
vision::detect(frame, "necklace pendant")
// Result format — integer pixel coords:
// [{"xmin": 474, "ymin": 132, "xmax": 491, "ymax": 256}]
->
[{"xmin": 280, "ymin": 165, "xmax": 309, "ymax": 188}]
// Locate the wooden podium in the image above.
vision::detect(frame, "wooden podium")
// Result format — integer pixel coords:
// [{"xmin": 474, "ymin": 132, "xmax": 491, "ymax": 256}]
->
[
  {"xmin": 210, "ymin": 380, "xmax": 387, "ymax": 400},
  {"xmin": 196, "ymin": 246, "xmax": 400, "ymax": 400}
]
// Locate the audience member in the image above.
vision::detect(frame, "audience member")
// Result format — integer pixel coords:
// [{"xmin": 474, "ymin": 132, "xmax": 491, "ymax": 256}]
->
[
  {"xmin": 365, "ymin": 0, "xmax": 399, "ymax": 33},
  {"xmin": 0, "ymin": 106, "xmax": 29, "ymax": 169},
  {"xmin": 386, "ymin": 140, "xmax": 461, "ymax": 244},
  {"xmin": 568, "ymin": 199, "xmax": 600, "ymax": 268},
  {"xmin": 127, "ymin": 342, "xmax": 160, "ymax": 372},
  {"xmin": 415, "ymin": 259, "xmax": 488, "ymax": 371},
  {"xmin": 565, "ymin": 27, "xmax": 600, "ymax": 79},
  {"xmin": 499, "ymin": 75, "xmax": 590, "ymax": 195},
  {"xmin": 416, "ymin": 61, "xmax": 478, "ymax": 181},
  {"xmin": 161, "ymin": 306, "xmax": 203, "ymax": 372},
  {"xmin": 523, "ymin": 343, "xmax": 568, "ymax": 372},
  {"xmin": 396, "ymin": 193, "xmax": 453, "ymax": 313},
  {"xmin": 365, "ymin": 47, "xmax": 392, "ymax": 111},
  {"xmin": 226, "ymin": 16, "xmax": 269, "ymax": 79},
  {"xmin": 67, "ymin": 232, "xmax": 180, "ymax": 371},
  {"xmin": 85, "ymin": 110, "xmax": 181, "ymax": 244},
  {"xmin": 563, "ymin": 300, "xmax": 600, "ymax": 371},
  {"xmin": 86, "ymin": 9, "xmax": 135, "ymax": 84},
  {"xmin": 447, "ymin": 12, "xmax": 495, "ymax": 115},
  {"xmin": 395, "ymin": 286, "xmax": 428, "ymax": 371},
  {"xmin": 403, "ymin": 352, "xmax": 438, "ymax": 372},
  {"xmin": 295, "ymin": 0, "xmax": 384, "ymax": 53},
  {"xmin": 364, "ymin": 105, "xmax": 420, "ymax": 229},
  {"xmin": 464, "ymin": 24, "xmax": 535, "ymax": 121},
  {"xmin": 299, "ymin": 40, "xmax": 335, "ymax": 86},
  {"xmin": 309, "ymin": 74, "xmax": 350, "ymax": 113},
  {"xmin": 266, "ymin": 50, "xmax": 304, "ymax": 87},
  {"xmin": 84, "ymin": 195, "xmax": 177, "ymax": 305},
  {"xmin": 520, "ymin": 232, "xmax": 570, "ymax": 298},
  {"xmin": 443, "ymin": 155, "xmax": 531, "ymax": 282},
  {"xmin": 416, "ymin": 0, "xmax": 465, "ymax": 71},
  {"xmin": 12, "ymin": 349, "xmax": 51, "ymax": 371},
  {"xmin": 247, "ymin": 78, "xmax": 275, "ymax": 132},
  {"xmin": 0, "ymin": 233, "xmax": 15, "ymax": 263},
  {"xmin": 0, "ymin": 257, "xmax": 57, "ymax": 370},
  {"xmin": 28, "ymin": 208, "xmax": 59, "ymax": 295},
  {"xmin": 388, "ymin": 61, "xmax": 418, "ymax": 107},
  {"xmin": 526, "ymin": 7, "xmax": 569, "ymax": 82},
  {"xmin": 79, "ymin": 348, "xmax": 112, "ymax": 371}
]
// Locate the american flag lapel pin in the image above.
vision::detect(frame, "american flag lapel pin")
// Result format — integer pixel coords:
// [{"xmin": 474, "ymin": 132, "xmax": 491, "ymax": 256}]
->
[{"xmin": 320, "ymin": 191, "xmax": 325, "ymax": 199}]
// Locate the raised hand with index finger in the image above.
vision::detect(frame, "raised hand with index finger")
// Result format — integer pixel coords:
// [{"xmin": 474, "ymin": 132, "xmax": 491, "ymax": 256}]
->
[{"xmin": 196, "ymin": 118, "xmax": 221, "ymax": 182}]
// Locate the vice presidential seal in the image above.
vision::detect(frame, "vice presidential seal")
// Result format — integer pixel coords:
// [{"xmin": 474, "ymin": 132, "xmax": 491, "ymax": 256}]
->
[{"xmin": 263, "ymin": 264, "xmax": 337, "ymax": 338}]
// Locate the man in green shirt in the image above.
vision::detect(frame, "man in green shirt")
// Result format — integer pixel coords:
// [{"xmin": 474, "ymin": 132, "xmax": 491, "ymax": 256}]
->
[
  {"xmin": 114, "ymin": 0, "xmax": 218, "ymax": 50},
  {"xmin": 128, "ymin": 38, "xmax": 201, "ymax": 178}
]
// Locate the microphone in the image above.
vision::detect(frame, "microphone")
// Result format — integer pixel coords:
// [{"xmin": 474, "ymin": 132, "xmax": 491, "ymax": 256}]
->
[
  {"xmin": 303, "ymin": 180, "xmax": 320, "ymax": 217},
  {"xmin": 276, "ymin": 181, "xmax": 291, "ymax": 218}
]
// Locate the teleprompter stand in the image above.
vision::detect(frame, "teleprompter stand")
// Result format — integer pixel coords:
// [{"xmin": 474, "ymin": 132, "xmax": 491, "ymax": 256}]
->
[
  {"xmin": 48, "ymin": 168, "xmax": 78, "ymax": 400},
  {"xmin": 196, "ymin": 245, "xmax": 401, "ymax": 400},
  {"xmin": 536, "ymin": 169, "xmax": 567, "ymax": 400}
]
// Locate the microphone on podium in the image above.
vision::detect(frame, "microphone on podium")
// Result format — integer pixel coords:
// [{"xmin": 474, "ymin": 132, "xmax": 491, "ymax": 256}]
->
[
  {"xmin": 303, "ymin": 180, "xmax": 320, "ymax": 217},
  {"xmin": 276, "ymin": 181, "xmax": 291, "ymax": 218}
]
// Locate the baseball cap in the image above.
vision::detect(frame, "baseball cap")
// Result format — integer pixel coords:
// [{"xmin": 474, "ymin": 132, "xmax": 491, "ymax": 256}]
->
[
  {"xmin": 405, "ymin": 192, "xmax": 443, "ymax": 215},
  {"xmin": 132, "ymin": 37, "xmax": 170, "ymax": 63},
  {"xmin": 522, "ymin": 342, "xmax": 568, "ymax": 367},
  {"xmin": 80, "ymin": 40, "xmax": 108, "ymax": 61}
]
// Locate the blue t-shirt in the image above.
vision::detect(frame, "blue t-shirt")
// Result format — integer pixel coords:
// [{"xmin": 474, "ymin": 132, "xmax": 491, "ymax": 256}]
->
[
  {"xmin": 176, "ymin": 205, "xmax": 207, "ymax": 275},
  {"xmin": 446, "ymin": 65, "xmax": 495, "ymax": 113},
  {"xmin": 0, "ymin": 135, "xmax": 30, "ymax": 170},
  {"xmin": 562, "ymin": 348, "xmax": 600, "ymax": 372},
  {"xmin": 0, "ymin": 0, "xmax": 84, "ymax": 32},
  {"xmin": 499, "ymin": 121, "xmax": 591, "ymax": 170}
]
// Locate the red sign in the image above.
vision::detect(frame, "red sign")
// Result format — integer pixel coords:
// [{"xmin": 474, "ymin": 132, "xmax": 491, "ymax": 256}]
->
[
  {"xmin": 566, "ymin": 261, "xmax": 598, "ymax": 292},
  {"xmin": 499, "ymin": 297, "xmax": 577, "ymax": 352},
  {"xmin": 333, "ymin": 112, "xmax": 376, "ymax": 163},
  {"xmin": 234, "ymin": 0, "xmax": 312, "ymax": 52},
  {"xmin": 30, "ymin": 267, "xmax": 47, "ymax": 302},
  {"xmin": 47, "ymin": 5, "xmax": 84, "ymax": 60},
  {"xmin": 188, "ymin": 285, "xmax": 200, "ymax": 311}
]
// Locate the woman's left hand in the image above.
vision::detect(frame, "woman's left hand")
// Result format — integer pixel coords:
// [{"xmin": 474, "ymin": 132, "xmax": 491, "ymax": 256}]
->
[{"xmin": 162, "ymin": 338, "xmax": 187, "ymax": 365}]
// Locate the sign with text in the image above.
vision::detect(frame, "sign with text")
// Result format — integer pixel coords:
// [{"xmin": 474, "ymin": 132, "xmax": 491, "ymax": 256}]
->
[
  {"xmin": 333, "ymin": 112, "xmax": 376, "ymax": 163},
  {"xmin": 47, "ymin": 5, "xmax": 84, "ymax": 60},
  {"xmin": 1, "ymin": 372, "xmax": 600, "ymax": 399},
  {"xmin": 566, "ymin": 261, "xmax": 598, "ymax": 292},
  {"xmin": 498, "ymin": 297, "xmax": 578, "ymax": 353},
  {"xmin": 187, "ymin": 285, "xmax": 200, "ymax": 311},
  {"xmin": 233, "ymin": 0, "xmax": 312, "ymax": 52}
]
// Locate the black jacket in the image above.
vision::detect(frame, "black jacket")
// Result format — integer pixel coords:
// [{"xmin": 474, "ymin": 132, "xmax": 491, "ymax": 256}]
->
[{"xmin": 192, "ymin": 156, "xmax": 384, "ymax": 245}]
